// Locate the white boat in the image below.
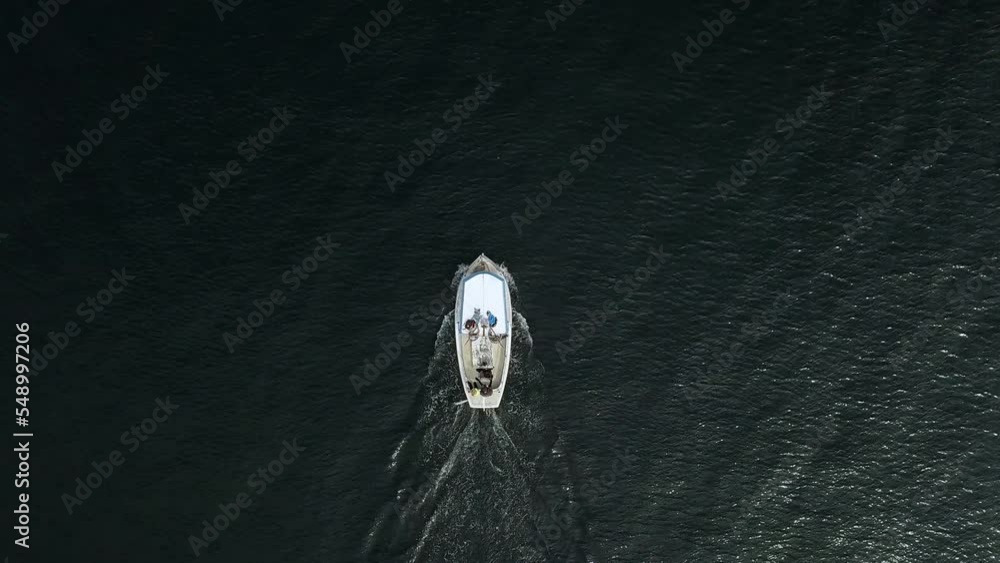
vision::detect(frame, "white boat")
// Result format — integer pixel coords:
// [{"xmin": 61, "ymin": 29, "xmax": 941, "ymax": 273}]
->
[{"xmin": 454, "ymin": 254, "xmax": 512, "ymax": 409}]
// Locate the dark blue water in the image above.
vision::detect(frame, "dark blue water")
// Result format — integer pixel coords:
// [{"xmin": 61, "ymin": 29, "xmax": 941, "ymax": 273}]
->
[{"xmin": 3, "ymin": 0, "xmax": 999, "ymax": 561}]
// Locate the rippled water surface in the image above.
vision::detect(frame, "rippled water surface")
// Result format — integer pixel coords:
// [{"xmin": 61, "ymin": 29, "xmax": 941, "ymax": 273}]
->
[{"xmin": 5, "ymin": 0, "xmax": 999, "ymax": 561}]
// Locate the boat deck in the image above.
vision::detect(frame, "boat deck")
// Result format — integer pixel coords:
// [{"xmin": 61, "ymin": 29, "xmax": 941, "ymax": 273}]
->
[{"xmin": 458, "ymin": 330, "xmax": 509, "ymax": 392}]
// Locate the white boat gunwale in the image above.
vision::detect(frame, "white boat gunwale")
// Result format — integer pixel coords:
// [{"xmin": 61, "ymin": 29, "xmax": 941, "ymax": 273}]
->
[{"xmin": 454, "ymin": 256, "xmax": 512, "ymax": 409}]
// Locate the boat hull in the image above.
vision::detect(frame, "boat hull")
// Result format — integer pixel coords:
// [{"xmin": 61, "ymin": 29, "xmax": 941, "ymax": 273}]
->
[{"xmin": 454, "ymin": 255, "xmax": 512, "ymax": 409}]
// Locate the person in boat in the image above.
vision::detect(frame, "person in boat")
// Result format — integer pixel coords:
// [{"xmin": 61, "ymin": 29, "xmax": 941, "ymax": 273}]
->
[
  {"xmin": 475, "ymin": 369, "xmax": 492, "ymax": 389},
  {"xmin": 464, "ymin": 318, "xmax": 480, "ymax": 340},
  {"xmin": 472, "ymin": 308, "xmax": 483, "ymax": 324},
  {"xmin": 485, "ymin": 312, "xmax": 499, "ymax": 339}
]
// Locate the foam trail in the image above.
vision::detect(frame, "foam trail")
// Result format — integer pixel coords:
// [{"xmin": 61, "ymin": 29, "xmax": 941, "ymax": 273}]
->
[
  {"xmin": 491, "ymin": 411, "xmax": 526, "ymax": 465},
  {"xmin": 364, "ymin": 264, "xmax": 586, "ymax": 563}
]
